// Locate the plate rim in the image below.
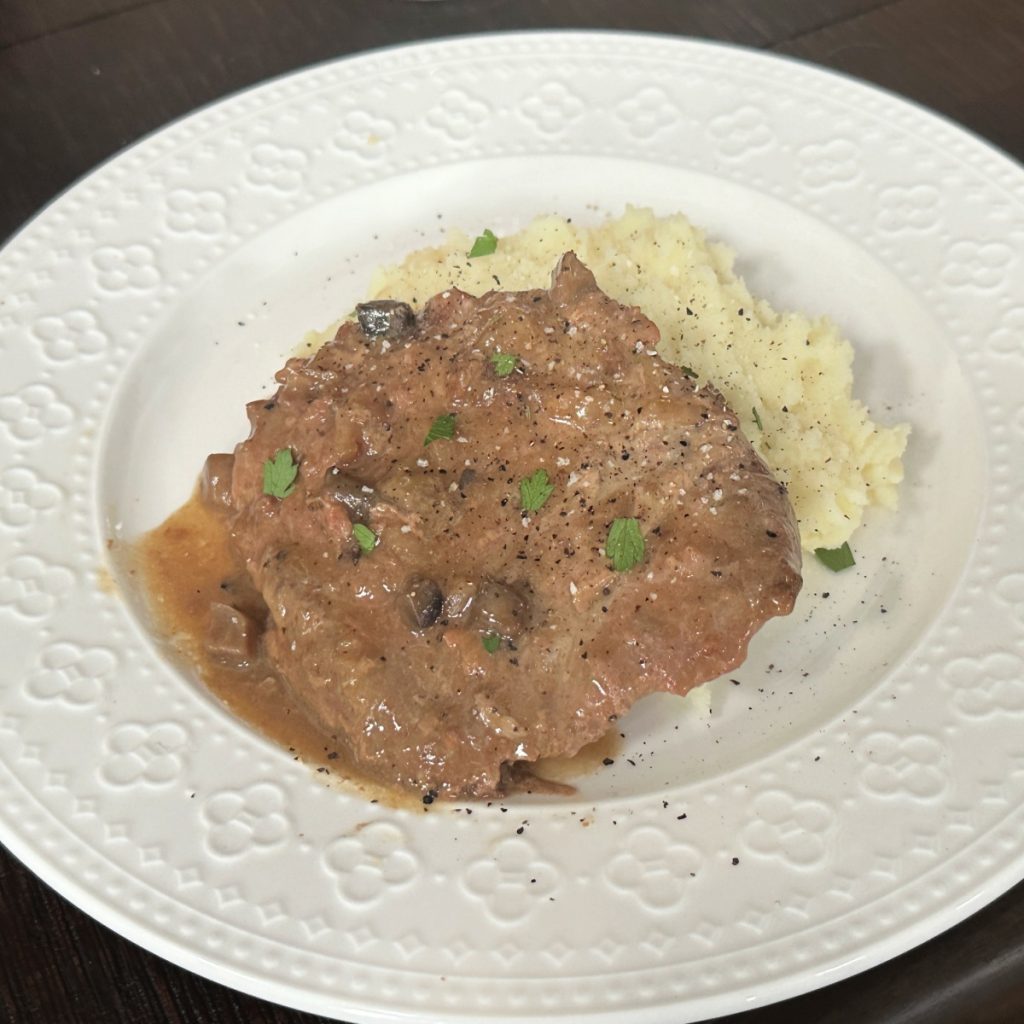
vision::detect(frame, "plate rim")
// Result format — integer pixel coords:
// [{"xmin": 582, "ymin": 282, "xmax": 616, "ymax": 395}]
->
[{"xmin": 1, "ymin": 27, "xmax": 1022, "ymax": 1023}]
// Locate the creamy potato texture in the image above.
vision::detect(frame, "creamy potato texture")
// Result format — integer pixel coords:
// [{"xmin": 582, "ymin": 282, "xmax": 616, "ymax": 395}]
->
[{"xmin": 368, "ymin": 207, "xmax": 909, "ymax": 551}]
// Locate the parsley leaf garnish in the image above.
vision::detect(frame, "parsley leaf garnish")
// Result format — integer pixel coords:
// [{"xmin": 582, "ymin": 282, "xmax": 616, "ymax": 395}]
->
[
  {"xmin": 424, "ymin": 413, "xmax": 456, "ymax": 447},
  {"xmin": 680, "ymin": 365, "xmax": 698, "ymax": 379},
  {"xmin": 815, "ymin": 542, "xmax": 855, "ymax": 572},
  {"xmin": 262, "ymin": 448, "xmax": 298, "ymax": 499},
  {"xmin": 468, "ymin": 229, "xmax": 498, "ymax": 258},
  {"xmin": 606, "ymin": 517, "xmax": 645, "ymax": 572},
  {"xmin": 491, "ymin": 352, "xmax": 519, "ymax": 378},
  {"xmin": 352, "ymin": 523, "xmax": 377, "ymax": 554},
  {"xmin": 481, "ymin": 632, "xmax": 501, "ymax": 654},
  {"xmin": 752, "ymin": 407, "xmax": 764, "ymax": 431},
  {"xmin": 519, "ymin": 469, "xmax": 554, "ymax": 513}
]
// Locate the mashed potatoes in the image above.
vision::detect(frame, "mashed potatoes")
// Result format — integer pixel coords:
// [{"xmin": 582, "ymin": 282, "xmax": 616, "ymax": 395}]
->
[{"xmin": 368, "ymin": 207, "xmax": 909, "ymax": 552}]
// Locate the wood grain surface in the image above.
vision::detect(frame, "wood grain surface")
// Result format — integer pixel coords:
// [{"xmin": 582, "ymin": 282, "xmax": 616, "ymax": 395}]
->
[{"xmin": 2, "ymin": 1, "xmax": 1023, "ymax": 1022}]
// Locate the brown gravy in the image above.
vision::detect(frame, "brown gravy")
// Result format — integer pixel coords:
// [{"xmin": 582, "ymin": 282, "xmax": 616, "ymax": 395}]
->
[
  {"xmin": 135, "ymin": 492, "xmax": 393, "ymax": 794},
  {"xmin": 213, "ymin": 254, "xmax": 799, "ymax": 798},
  {"xmin": 133, "ymin": 490, "xmax": 615, "ymax": 800}
]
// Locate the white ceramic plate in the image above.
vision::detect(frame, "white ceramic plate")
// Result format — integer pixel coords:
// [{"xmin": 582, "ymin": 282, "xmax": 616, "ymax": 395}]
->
[{"xmin": 1, "ymin": 31, "xmax": 1023, "ymax": 1023}]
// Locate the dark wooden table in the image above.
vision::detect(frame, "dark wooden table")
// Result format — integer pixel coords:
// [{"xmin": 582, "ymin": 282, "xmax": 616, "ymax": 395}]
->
[{"xmin": 2, "ymin": 1, "xmax": 1023, "ymax": 1021}]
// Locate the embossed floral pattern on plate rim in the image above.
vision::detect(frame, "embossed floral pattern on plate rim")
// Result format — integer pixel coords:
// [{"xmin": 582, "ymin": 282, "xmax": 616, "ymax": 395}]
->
[{"xmin": 0, "ymin": 31, "xmax": 1023, "ymax": 1024}]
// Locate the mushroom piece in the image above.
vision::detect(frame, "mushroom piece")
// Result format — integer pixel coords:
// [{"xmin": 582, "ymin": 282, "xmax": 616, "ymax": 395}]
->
[
  {"xmin": 444, "ymin": 579, "xmax": 478, "ymax": 624},
  {"xmin": 200, "ymin": 453, "xmax": 235, "ymax": 509},
  {"xmin": 356, "ymin": 300, "xmax": 416, "ymax": 341},
  {"xmin": 474, "ymin": 580, "xmax": 530, "ymax": 639},
  {"xmin": 323, "ymin": 467, "xmax": 373, "ymax": 523},
  {"xmin": 399, "ymin": 575, "xmax": 444, "ymax": 631},
  {"xmin": 206, "ymin": 602, "xmax": 261, "ymax": 669}
]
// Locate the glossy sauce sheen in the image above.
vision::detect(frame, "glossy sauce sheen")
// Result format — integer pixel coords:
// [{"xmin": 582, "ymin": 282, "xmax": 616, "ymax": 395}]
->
[{"xmin": 219, "ymin": 253, "xmax": 801, "ymax": 799}]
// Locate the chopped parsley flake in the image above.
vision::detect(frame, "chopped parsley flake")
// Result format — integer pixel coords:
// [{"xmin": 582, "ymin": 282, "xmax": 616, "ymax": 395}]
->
[
  {"xmin": 468, "ymin": 229, "xmax": 498, "ymax": 259},
  {"xmin": 352, "ymin": 523, "xmax": 377, "ymax": 554},
  {"xmin": 481, "ymin": 632, "xmax": 501, "ymax": 654},
  {"xmin": 519, "ymin": 469, "xmax": 554, "ymax": 513},
  {"xmin": 606, "ymin": 517, "xmax": 645, "ymax": 572},
  {"xmin": 262, "ymin": 448, "xmax": 298, "ymax": 499},
  {"xmin": 815, "ymin": 542, "xmax": 855, "ymax": 572},
  {"xmin": 424, "ymin": 413, "xmax": 456, "ymax": 447},
  {"xmin": 491, "ymin": 351, "xmax": 519, "ymax": 378},
  {"xmin": 752, "ymin": 407, "xmax": 764, "ymax": 431}
]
